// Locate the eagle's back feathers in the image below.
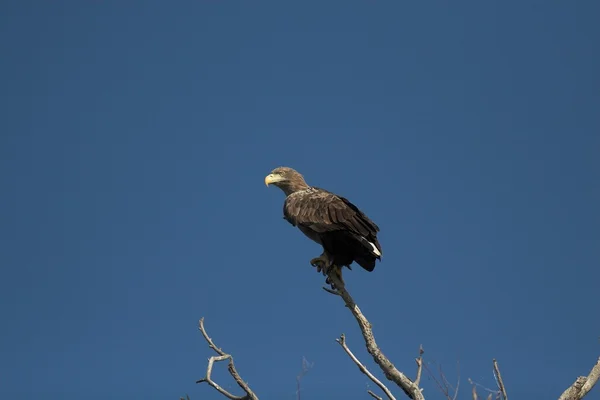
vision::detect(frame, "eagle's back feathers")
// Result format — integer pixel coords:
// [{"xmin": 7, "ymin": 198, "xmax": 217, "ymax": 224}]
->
[{"xmin": 283, "ymin": 186, "xmax": 382, "ymax": 271}]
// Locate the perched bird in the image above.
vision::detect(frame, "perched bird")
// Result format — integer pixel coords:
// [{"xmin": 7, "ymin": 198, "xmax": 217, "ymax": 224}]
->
[{"xmin": 265, "ymin": 166, "xmax": 382, "ymax": 285}]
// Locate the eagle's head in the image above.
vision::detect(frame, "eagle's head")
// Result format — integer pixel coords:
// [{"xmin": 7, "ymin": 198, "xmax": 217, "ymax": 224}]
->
[{"xmin": 265, "ymin": 166, "xmax": 308, "ymax": 195}]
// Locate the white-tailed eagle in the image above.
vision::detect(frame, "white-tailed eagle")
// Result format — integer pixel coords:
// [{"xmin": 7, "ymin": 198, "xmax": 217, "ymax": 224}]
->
[{"xmin": 265, "ymin": 166, "xmax": 382, "ymax": 283}]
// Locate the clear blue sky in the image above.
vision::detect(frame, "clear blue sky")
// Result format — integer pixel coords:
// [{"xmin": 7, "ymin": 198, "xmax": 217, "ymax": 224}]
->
[{"xmin": 1, "ymin": 1, "xmax": 598, "ymax": 399}]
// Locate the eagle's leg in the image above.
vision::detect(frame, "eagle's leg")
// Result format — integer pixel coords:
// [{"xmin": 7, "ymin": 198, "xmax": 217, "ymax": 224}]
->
[
  {"xmin": 310, "ymin": 252, "xmax": 345, "ymax": 290},
  {"xmin": 325, "ymin": 265, "xmax": 345, "ymax": 291}
]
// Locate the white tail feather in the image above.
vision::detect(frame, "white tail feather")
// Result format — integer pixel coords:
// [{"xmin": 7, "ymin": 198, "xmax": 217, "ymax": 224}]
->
[{"xmin": 369, "ymin": 241, "xmax": 381, "ymax": 257}]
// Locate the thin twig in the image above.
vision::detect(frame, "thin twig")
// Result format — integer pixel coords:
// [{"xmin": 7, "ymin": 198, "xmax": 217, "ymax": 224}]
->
[
  {"xmin": 468, "ymin": 378, "xmax": 498, "ymax": 398},
  {"xmin": 326, "ymin": 270, "xmax": 424, "ymax": 400},
  {"xmin": 296, "ymin": 356, "xmax": 314, "ymax": 400},
  {"xmin": 368, "ymin": 390, "xmax": 384, "ymax": 400},
  {"xmin": 453, "ymin": 361, "xmax": 460, "ymax": 400},
  {"xmin": 558, "ymin": 357, "xmax": 600, "ymax": 400},
  {"xmin": 492, "ymin": 359, "xmax": 507, "ymax": 400},
  {"xmin": 423, "ymin": 361, "xmax": 451, "ymax": 400},
  {"xmin": 197, "ymin": 318, "xmax": 258, "ymax": 400},
  {"xmin": 336, "ymin": 334, "xmax": 396, "ymax": 400}
]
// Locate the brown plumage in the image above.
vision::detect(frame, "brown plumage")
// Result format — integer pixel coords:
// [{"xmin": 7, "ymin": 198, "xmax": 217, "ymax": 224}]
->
[{"xmin": 265, "ymin": 167, "xmax": 382, "ymax": 279}]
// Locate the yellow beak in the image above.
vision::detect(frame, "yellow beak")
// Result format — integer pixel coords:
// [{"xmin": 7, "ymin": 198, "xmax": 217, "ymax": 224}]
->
[{"xmin": 265, "ymin": 173, "xmax": 283, "ymax": 186}]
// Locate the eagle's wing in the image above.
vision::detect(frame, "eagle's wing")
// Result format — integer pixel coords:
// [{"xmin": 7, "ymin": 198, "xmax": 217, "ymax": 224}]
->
[{"xmin": 284, "ymin": 187, "xmax": 380, "ymax": 243}]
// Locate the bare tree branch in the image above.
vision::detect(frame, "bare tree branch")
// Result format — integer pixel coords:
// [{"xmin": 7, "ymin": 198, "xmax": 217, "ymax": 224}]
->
[
  {"xmin": 423, "ymin": 360, "xmax": 459, "ymax": 400},
  {"xmin": 452, "ymin": 362, "xmax": 460, "ymax": 400},
  {"xmin": 414, "ymin": 346, "xmax": 424, "ymax": 387},
  {"xmin": 325, "ymin": 269, "xmax": 424, "ymax": 400},
  {"xmin": 438, "ymin": 362, "xmax": 460, "ymax": 399},
  {"xmin": 369, "ymin": 390, "xmax": 384, "ymax": 400},
  {"xmin": 197, "ymin": 354, "xmax": 243, "ymax": 400},
  {"xmin": 471, "ymin": 385, "xmax": 478, "ymax": 400},
  {"xmin": 492, "ymin": 359, "xmax": 507, "ymax": 400},
  {"xmin": 196, "ymin": 318, "xmax": 258, "ymax": 400},
  {"xmin": 468, "ymin": 377, "xmax": 500, "ymax": 400},
  {"xmin": 336, "ymin": 333, "xmax": 396, "ymax": 400},
  {"xmin": 194, "ymin": 274, "xmax": 598, "ymax": 400},
  {"xmin": 558, "ymin": 357, "xmax": 600, "ymax": 400},
  {"xmin": 423, "ymin": 362, "xmax": 447, "ymax": 399},
  {"xmin": 296, "ymin": 356, "xmax": 314, "ymax": 400}
]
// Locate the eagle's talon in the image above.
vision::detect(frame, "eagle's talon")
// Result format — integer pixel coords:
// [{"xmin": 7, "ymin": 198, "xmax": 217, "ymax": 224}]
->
[
  {"xmin": 310, "ymin": 260, "xmax": 322, "ymax": 272},
  {"xmin": 310, "ymin": 256, "xmax": 330, "ymax": 274},
  {"xmin": 322, "ymin": 286, "xmax": 340, "ymax": 296}
]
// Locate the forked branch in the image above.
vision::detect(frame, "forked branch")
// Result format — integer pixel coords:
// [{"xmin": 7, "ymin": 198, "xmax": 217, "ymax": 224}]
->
[
  {"xmin": 468, "ymin": 379, "xmax": 494, "ymax": 400},
  {"xmin": 414, "ymin": 345, "xmax": 424, "ymax": 387},
  {"xmin": 296, "ymin": 356, "xmax": 314, "ymax": 400},
  {"xmin": 423, "ymin": 360, "xmax": 460, "ymax": 400},
  {"xmin": 325, "ymin": 269, "xmax": 424, "ymax": 400},
  {"xmin": 196, "ymin": 318, "xmax": 258, "ymax": 400},
  {"xmin": 336, "ymin": 333, "xmax": 396, "ymax": 400},
  {"xmin": 558, "ymin": 357, "xmax": 600, "ymax": 400}
]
